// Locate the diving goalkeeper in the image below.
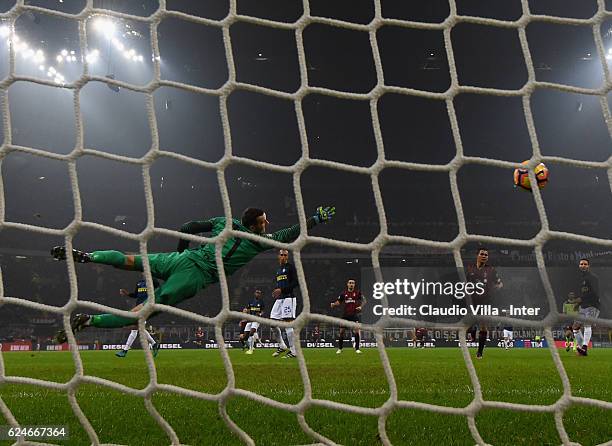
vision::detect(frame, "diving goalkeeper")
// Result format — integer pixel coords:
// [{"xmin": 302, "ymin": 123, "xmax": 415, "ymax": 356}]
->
[{"xmin": 53, "ymin": 206, "xmax": 335, "ymax": 343}]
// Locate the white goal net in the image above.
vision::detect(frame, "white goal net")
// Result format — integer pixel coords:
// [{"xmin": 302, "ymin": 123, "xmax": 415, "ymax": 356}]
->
[{"xmin": 0, "ymin": 0, "xmax": 611, "ymax": 445}]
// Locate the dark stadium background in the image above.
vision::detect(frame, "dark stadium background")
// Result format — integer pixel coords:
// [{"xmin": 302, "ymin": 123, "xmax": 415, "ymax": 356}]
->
[{"xmin": 0, "ymin": 0, "xmax": 610, "ymax": 346}]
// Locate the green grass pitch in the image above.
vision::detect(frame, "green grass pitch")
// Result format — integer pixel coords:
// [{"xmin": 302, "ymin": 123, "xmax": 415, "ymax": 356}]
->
[{"xmin": 0, "ymin": 348, "xmax": 610, "ymax": 445}]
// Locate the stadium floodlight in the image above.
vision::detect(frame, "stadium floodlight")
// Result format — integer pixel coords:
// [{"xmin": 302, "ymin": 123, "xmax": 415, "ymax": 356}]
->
[
  {"xmin": 112, "ymin": 38, "xmax": 124, "ymax": 51},
  {"xmin": 61, "ymin": 49, "xmax": 68, "ymax": 57},
  {"xmin": 38, "ymin": 64, "xmax": 44, "ymax": 71},
  {"xmin": 56, "ymin": 55, "xmax": 63, "ymax": 62},
  {"xmin": 0, "ymin": 25, "xmax": 9, "ymax": 38},
  {"xmin": 49, "ymin": 66, "xmax": 56, "ymax": 74},
  {"xmin": 94, "ymin": 18, "xmax": 115, "ymax": 39},
  {"xmin": 33, "ymin": 49, "xmax": 44, "ymax": 62},
  {"xmin": 137, "ymin": 55, "xmax": 143, "ymax": 62},
  {"xmin": 85, "ymin": 50, "xmax": 99, "ymax": 64}
]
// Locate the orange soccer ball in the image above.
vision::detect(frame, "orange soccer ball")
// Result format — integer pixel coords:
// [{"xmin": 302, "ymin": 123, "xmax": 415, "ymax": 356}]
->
[{"xmin": 513, "ymin": 161, "xmax": 549, "ymax": 191}]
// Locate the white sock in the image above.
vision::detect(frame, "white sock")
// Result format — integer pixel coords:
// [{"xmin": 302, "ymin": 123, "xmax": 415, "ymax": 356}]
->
[
  {"xmin": 583, "ymin": 326, "xmax": 592, "ymax": 347},
  {"xmin": 276, "ymin": 327, "xmax": 287, "ymax": 349},
  {"xmin": 285, "ymin": 327, "xmax": 296, "ymax": 355},
  {"xmin": 254, "ymin": 332, "xmax": 260, "ymax": 343},
  {"xmin": 573, "ymin": 330, "xmax": 584, "ymax": 347},
  {"xmin": 125, "ymin": 330, "xmax": 138, "ymax": 350},
  {"xmin": 144, "ymin": 330, "xmax": 156, "ymax": 346},
  {"xmin": 248, "ymin": 336, "xmax": 254, "ymax": 350}
]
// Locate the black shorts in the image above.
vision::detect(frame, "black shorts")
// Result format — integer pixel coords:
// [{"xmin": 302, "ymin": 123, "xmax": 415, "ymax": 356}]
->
[{"xmin": 342, "ymin": 314, "xmax": 361, "ymax": 323}]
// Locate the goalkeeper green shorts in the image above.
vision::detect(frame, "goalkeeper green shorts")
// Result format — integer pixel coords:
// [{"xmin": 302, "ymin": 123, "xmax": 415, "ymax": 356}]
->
[{"xmin": 134, "ymin": 251, "xmax": 217, "ymax": 307}]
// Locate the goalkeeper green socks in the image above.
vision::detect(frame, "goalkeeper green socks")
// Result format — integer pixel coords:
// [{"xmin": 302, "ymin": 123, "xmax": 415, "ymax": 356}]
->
[
  {"xmin": 90, "ymin": 250, "xmax": 127, "ymax": 267},
  {"xmin": 90, "ymin": 313, "xmax": 137, "ymax": 328}
]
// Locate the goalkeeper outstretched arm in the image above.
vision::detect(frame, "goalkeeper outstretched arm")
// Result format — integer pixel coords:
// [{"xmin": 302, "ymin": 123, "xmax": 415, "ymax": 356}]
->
[
  {"xmin": 177, "ymin": 220, "xmax": 214, "ymax": 252},
  {"xmin": 266, "ymin": 206, "xmax": 336, "ymax": 245}
]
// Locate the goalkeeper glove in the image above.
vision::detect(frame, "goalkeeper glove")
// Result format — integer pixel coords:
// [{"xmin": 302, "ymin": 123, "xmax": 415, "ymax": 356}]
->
[{"xmin": 314, "ymin": 206, "xmax": 335, "ymax": 224}]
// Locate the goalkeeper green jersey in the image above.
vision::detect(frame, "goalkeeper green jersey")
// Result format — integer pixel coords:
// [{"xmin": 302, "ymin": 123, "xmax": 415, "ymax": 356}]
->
[{"xmin": 181, "ymin": 217, "xmax": 315, "ymax": 276}]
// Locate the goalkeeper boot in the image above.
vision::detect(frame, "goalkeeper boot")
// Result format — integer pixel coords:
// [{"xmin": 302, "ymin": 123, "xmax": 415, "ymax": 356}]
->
[
  {"xmin": 283, "ymin": 352, "xmax": 296, "ymax": 359},
  {"xmin": 54, "ymin": 313, "xmax": 91, "ymax": 344},
  {"xmin": 115, "ymin": 349, "xmax": 128, "ymax": 358},
  {"xmin": 51, "ymin": 246, "xmax": 91, "ymax": 263}
]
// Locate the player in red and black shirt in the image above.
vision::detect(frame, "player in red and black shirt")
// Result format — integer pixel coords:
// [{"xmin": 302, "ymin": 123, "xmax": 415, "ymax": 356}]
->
[
  {"xmin": 331, "ymin": 279, "xmax": 365, "ymax": 354},
  {"xmin": 465, "ymin": 247, "xmax": 503, "ymax": 359},
  {"xmin": 194, "ymin": 326, "xmax": 205, "ymax": 347}
]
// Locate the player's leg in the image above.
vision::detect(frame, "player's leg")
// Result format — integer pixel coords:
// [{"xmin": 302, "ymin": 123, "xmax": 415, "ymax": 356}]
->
[
  {"xmin": 239, "ymin": 321, "xmax": 248, "ymax": 350},
  {"xmin": 354, "ymin": 327, "xmax": 362, "ymax": 353},
  {"xmin": 247, "ymin": 325, "xmax": 258, "ymax": 353},
  {"xmin": 573, "ymin": 321, "xmax": 585, "ymax": 356},
  {"xmin": 51, "ymin": 248, "xmax": 179, "ymax": 280},
  {"xmin": 55, "ymin": 263, "xmax": 208, "ymax": 342},
  {"xmin": 116, "ymin": 328, "xmax": 138, "ymax": 357},
  {"xmin": 272, "ymin": 326, "xmax": 288, "ymax": 356},
  {"xmin": 283, "ymin": 325, "xmax": 296, "ymax": 358},
  {"xmin": 468, "ymin": 325, "xmax": 477, "ymax": 342},
  {"xmin": 580, "ymin": 307, "xmax": 600, "ymax": 355},
  {"xmin": 143, "ymin": 326, "xmax": 160, "ymax": 357},
  {"xmin": 476, "ymin": 324, "xmax": 487, "ymax": 359},
  {"xmin": 244, "ymin": 323, "xmax": 254, "ymax": 354},
  {"xmin": 337, "ymin": 327, "xmax": 345, "ymax": 354},
  {"xmin": 564, "ymin": 327, "xmax": 574, "ymax": 352},
  {"xmin": 143, "ymin": 328, "xmax": 156, "ymax": 348},
  {"xmin": 282, "ymin": 298, "xmax": 298, "ymax": 358},
  {"xmin": 270, "ymin": 298, "xmax": 288, "ymax": 356}
]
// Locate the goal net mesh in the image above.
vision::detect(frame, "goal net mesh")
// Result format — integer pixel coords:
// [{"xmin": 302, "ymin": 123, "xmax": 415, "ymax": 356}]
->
[{"xmin": 0, "ymin": 0, "xmax": 611, "ymax": 444}]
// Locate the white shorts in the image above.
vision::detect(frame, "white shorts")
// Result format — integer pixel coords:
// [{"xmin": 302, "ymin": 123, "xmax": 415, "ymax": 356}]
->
[
  {"xmin": 576, "ymin": 306, "xmax": 600, "ymax": 326},
  {"xmin": 270, "ymin": 297, "xmax": 297, "ymax": 320},
  {"xmin": 503, "ymin": 329, "xmax": 513, "ymax": 339},
  {"xmin": 244, "ymin": 322, "xmax": 259, "ymax": 332}
]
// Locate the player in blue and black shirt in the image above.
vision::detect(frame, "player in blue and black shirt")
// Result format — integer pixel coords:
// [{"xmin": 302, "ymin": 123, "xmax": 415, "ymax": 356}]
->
[
  {"xmin": 116, "ymin": 277, "xmax": 161, "ymax": 358},
  {"xmin": 270, "ymin": 249, "xmax": 299, "ymax": 358},
  {"xmin": 240, "ymin": 289, "xmax": 265, "ymax": 354}
]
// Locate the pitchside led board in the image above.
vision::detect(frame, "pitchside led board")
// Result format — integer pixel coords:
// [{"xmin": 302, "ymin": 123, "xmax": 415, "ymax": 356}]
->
[{"xmin": 361, "ymin": 266, "xmax": 612, "ymax": 325}]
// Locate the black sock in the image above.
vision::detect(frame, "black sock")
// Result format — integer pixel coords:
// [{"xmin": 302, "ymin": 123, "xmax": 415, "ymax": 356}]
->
[
  {"xmin": 355, "ymin": 333, "xmax": 360, "ymax": 350},
  {"xmin": 469, "ymin": 328, "xmax": 477, "ymax": 341},
  {"xmin": 338, "ymin": 337, "xmax": 344, "ymax": 350},
  {"xmin": 477, "ymin": 330, "xmax": 487, "ymax": 356}
]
